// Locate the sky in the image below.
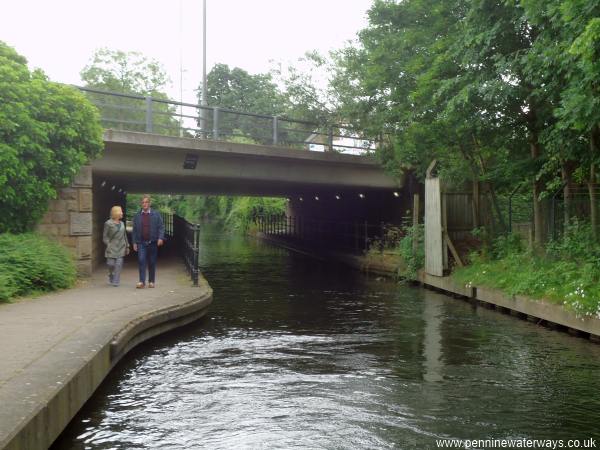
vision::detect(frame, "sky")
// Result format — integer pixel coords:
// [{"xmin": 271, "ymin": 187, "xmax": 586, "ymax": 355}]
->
[{"xmin": 1, "ymin": 0, "xmax": 372, "ymax": 103}]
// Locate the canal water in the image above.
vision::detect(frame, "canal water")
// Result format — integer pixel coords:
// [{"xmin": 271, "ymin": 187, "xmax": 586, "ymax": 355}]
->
[{"xmin": 54, "ymin": 228, "xmax": 600, "ymax": 449}]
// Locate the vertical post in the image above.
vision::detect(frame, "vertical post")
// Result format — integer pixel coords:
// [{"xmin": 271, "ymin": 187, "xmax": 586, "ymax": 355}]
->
[
  {"xmin": 213, "ymin": 107, "xmax": 219, "ymax": 140},
  {"xmin": 273, "ymin": 116, "xmax": 278, "ymax": 145},
  {"xmin": 193, "ymin": 224, "xmax": 200, "ymax": 286},
  {"xmin": 328, "ymin": 126, "xmax": 333, "ymax": 152},
  {"xmin": 442, "ymin": 193, "xmax": 448, "ymax": 271},
  {"xmin": 201, "ymin": 1, "xmax": 207, "ymax": 111},
  {"xmin": 354, "ymin": 222, "xmax": 359, "ymax": 251},
  {"xmin": 145, "ymin": 96, "xmax": 153, "ymax": 132}
]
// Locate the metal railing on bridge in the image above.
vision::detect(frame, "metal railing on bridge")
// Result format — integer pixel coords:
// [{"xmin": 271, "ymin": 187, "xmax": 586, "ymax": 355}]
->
[
  {"xmin": 77, "ymin": 86, "xmax": 378, "ymax": 155},
  {"xmin": 256, "ymin": 214, "xmax": 402, "ymax": 253}
]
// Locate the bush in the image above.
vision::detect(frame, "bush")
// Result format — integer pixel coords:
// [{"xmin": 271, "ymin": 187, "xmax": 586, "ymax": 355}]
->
[
  {"xmin": 395, "ymin": 223, "xmax": 424, "ymax": 278},
  {"xmin": 491, "ymin": 232, "xmax": 524, "ymax": 260},
  {"xmin": 454, "ymin": 226, "xmax": 600, "ymax": 318},
  {"xmin": 0, "ymin": 41, "xmax": 103, "ymax": 233},
  {"xmin": 0, "ymin": 233, "xmax": 77, "ymax": 301},
  {"xmin": 546, "ymin": 219, "xmax": 600, "ymax": 263}
]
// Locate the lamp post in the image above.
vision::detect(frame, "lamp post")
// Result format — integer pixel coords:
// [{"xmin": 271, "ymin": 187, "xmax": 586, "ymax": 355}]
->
[{"xmin": 200, "ymin": 0, "xmax": 208, "ymax": 138}]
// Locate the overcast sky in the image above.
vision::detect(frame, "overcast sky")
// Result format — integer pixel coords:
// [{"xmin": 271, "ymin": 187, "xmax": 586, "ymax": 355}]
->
[{"xmin": 1, "ymin": 0, "xmax": 372, "ymax": 102}]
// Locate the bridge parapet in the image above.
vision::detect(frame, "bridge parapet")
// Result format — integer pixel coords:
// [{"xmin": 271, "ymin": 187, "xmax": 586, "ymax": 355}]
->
[{"xmin": 77, "ymin": 86, "xmax": 378, "ymax": 155}]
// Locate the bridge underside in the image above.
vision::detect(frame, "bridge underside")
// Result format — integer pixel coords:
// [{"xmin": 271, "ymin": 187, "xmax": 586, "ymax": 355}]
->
[{"xmin": 93, "ymin": 130, "xmax": 401, "ymax": 198}]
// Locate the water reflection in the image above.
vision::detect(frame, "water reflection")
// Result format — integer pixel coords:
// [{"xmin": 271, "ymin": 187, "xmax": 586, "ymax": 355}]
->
[
  {"xmin": 53, "ymin": 228, "xmax": 600, "ymax": 449},
  {"xmin": 422, "ymin": 291, "xmax": 445, "ymax": 383}
]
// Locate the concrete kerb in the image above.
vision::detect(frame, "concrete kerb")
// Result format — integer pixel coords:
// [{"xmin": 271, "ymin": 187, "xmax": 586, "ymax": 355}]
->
[
  {"xmin": 109, "ymin": 291, "xmax": 212, "ymax": 362},
  {"xmin": 0, "ymin": 269, "xmax": 213, "ymax": 450}
]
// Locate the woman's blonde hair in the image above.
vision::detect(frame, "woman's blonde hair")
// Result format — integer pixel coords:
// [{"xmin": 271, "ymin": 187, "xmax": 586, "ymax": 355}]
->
[{"xmin": 110, "ymin": 206, "xmax": 123, "ymax": 220}]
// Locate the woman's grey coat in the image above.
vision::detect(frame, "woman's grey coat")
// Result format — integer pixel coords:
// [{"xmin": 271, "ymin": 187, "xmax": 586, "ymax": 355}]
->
[{"xmin": 103, "ymin": 220, "xmax": 129, "ymax": 258}]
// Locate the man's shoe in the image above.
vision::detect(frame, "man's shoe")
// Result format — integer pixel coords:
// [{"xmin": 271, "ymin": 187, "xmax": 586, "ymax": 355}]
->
[
  {"xmin": 148, "ymin": 282, "xmax": 155, "ymax": 288},
  {"xmin": 136, "ymin": 282, "xmax": 145, "ymax": 289}
]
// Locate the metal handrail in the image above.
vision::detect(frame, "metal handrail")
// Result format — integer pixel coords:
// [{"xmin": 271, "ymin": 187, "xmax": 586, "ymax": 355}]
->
[
  {"xmin": 256, "ymin": 214, "xmax": 402, "ymax": 253},
  {"xmin": 76, "ymin": 85, "xmax": 380, "ymax": 153},
  {"xmin": 173, "ymin": 214, "xmax": 200, "ymax": 285}
]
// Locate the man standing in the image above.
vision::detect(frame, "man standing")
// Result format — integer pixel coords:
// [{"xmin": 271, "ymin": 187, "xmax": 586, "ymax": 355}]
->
[{"xmin": 132, "ymin": 195, "xmax": 165, "ymax": 288}]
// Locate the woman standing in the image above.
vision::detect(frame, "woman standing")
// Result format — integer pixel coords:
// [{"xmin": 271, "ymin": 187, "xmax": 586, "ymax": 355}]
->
[{"xmin": 103, "ymin": 206, "xmax": 129, "ymax": 287}]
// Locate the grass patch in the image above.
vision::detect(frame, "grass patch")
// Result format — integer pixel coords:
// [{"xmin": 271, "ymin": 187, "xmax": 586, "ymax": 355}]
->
[
  {"xmin": 454, "ymin": 222, "xmax": 600, "ymax": 318},
  {"xmin": 0, "ymin": 233, "xmax": 77, "ymax": 302}
]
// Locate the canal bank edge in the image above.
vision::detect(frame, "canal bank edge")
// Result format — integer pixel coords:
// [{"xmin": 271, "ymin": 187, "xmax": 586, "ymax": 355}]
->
[
  {"xmin": 0, "ymin": 277, "xmax": 213, "ymax": 450},
  {"xmin": 257, "ymin": 233, "xmax": 600, "ymax": 343}
]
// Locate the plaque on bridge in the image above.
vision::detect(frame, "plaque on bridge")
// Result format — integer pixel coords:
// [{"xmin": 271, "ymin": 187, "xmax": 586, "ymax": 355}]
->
[{"xmin": 70, "ymin": 212, "xmax": 92, "ymax": 236}]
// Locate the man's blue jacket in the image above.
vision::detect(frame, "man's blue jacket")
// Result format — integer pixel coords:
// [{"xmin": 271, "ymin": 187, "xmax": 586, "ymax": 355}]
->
[{"xmin": 131, "ymin": 210, "xmax": 165, "ymax": 244}]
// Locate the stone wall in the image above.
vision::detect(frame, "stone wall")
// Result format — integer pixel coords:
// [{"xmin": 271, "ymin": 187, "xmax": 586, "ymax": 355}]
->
[{"xmin": 37, "ymin": 166, "xmax": 94, "ymax": 276}]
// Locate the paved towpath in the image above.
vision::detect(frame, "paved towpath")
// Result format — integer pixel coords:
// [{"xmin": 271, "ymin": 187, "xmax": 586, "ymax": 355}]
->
[{"xmin": 0, "ymin": 258, "xmax": 212, "ymax": 450}]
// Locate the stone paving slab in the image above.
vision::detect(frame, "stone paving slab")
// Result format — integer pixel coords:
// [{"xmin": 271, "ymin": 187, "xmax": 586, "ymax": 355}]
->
[{"xmin": 0, "ymin": 259, "xmax": 212, "ymax": 450}]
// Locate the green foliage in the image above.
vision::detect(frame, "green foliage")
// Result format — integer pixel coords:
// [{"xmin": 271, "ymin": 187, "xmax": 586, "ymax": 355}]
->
[
  {"xmin": 331, "ymin": 0, "xmax": 600, "ymax": 243},
  {"xmin": 0, "ymin": 41, "xmax": 103, "ymax": 233},
  {"xmin": 200, "ymin": 64, "xmax": 288, "ymax": 144},
  {"xmin": 0, "ymin": 233, "xmax": 77, "ymax": 301},
  {"xmin": 546, "ymin": 219, "xmax": 600, "ymax": 263},
  {"xmin": 80, "ymin": 48, "xmax": 182, "ymax": 136},
  {"xmin": 270, "ymin": 51, "xmax": 337, "ymax": 124},
  {"xmin": 203, "ymin": 64, "xmax": 287, "ymax": 116},
  {"xmin": 224, "ymin": 197, "xmax": 287, "ymax": 232},
  {"xmin": 490, "ymin": 233, "xmax": 524, "ymax": 260},
  {"xmin": 126, "ymin": 193, "xmax": 286, "ymax": 233},
  {"xmin": 395, "ymin": 224, "xmax": 424, "ymax": 279},
  {"xmin": 81, "ymin": 48, "xmax": 169, "ymax": 94},
  {"xmin": 200, "ymin": 63, "xmax": 329, "ymax": 146},
  {"xmin": 454, "ymin": 227, "xmax": 600, "ymax": 318}
]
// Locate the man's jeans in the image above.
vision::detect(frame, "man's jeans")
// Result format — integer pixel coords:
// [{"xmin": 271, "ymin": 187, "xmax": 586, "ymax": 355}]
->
[{"xmin": 137, "ymin": 241, "xmax": 158, "ymax": 284}]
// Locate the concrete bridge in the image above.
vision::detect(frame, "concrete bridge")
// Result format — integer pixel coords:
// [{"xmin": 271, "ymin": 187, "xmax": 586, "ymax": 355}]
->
[
  {"xmin": 96, "ymin": 129, "xmax": 399, "ymax": 197},
  {"xmin": 37, "ymin": 88, "xmax": 412, "ymax": 276}
]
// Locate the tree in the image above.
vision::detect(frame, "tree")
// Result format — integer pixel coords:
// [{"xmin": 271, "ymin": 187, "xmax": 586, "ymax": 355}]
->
[
  {"xmin": 0, "ymin": 41, "xmax": 103, "ymax": 232},
  {"xmin": 80, "ymin": 49, "xmax": 181, "ymax": 136},
  {"xmin": 331, "ymin": 0, "xmax": 571, "ymax": 243},
  {"xmin": 330, "ymin": 0, "xmax": 517, "ymax": 224},
  {"xmin": 552, "ymin": 1, "xmax": 600, "ymax": 237},
  {"xmin": 270, "ymin": 51, "xmax": 337, "ymax": 125},
  {"xmin": 198, "ymin": 64, "xmax": 291, "ymax": 144}
]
